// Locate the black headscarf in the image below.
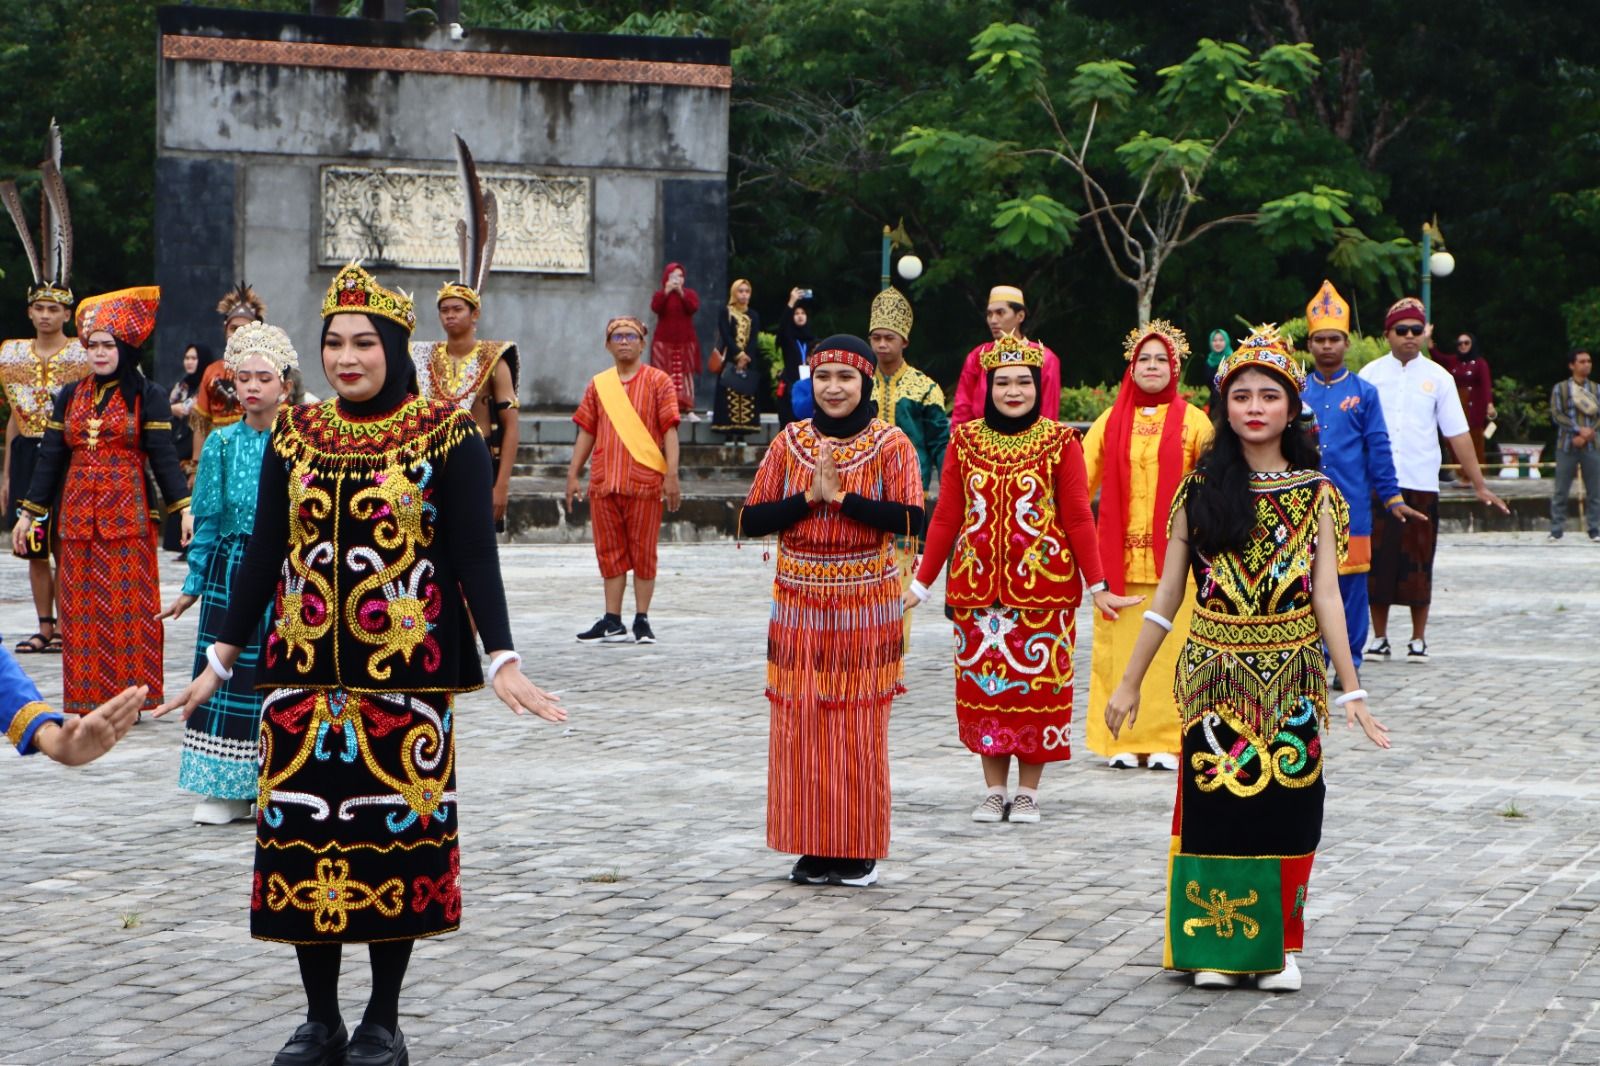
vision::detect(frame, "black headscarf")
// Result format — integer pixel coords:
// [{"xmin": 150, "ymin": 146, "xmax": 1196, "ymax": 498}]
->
[
  {"xmin": 983, "ymin": 364, "xmax": 1044, "ymax": 434},
  {"xmin": 322, "ymin": 314, "xmax": 418, "ymax": 417},
  {"xmin": 808, "ymin": 333, "xmax": 877, "ymax": 440},
  {"xmin": 181, "ymin": 344, "xmax": 216, "ymax": 394},
  {"xmin": 91, "ymin": 337, "xmax": 151, "ymax": 412},
  {"xmin": 1455, "ymin": 332, "xmax": 1481, "ymax": 362}
]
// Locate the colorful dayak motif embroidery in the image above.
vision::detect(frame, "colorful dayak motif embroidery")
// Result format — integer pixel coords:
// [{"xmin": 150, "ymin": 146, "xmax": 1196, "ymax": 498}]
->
[
  {"xmin": 0, "ymin": 339, "xmax": 90, "ymax": 437},
  {"xmin": 1182, "ymin": 881, "xmax": 1262, "ymax": 939},
  {"xmin": 264, "ymin": 858, "xmax": 405, "ymax": 935}
]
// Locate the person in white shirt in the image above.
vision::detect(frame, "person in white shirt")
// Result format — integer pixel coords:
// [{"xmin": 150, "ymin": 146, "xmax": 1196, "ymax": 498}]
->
[{"xmin": 1358, "ymin": 297, "xmax": 1508, "ymax": 663}]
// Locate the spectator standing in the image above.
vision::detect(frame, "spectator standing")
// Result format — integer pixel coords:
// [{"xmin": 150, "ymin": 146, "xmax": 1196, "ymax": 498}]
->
[
  {"xmin": 1549, "ymin": 346, "xmax": 1600, "ymax": 542},
  {"xmin": 710, "ymin": 278, "xmax": 766, "ymax": 440},
  {"xmin": 775, "ymin": 287, "xmax": 816, "ymax": 426},
  {"xmin": 949, "ymin": 286, "xmax": 1062, "ymax": 425},
  {"xmin": 1437, "ymin": 332, "xmax": 1496, "ymax": 464},
  {"xmin": 649, "ymin": 262, "xmax": 702, "ymax": 420}
]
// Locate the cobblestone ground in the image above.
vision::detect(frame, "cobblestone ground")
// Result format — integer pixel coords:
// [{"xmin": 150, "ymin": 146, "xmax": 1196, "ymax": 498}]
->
[{"xmin": 0, "ymin": 533, "xmax": 1596, "ymax": 1065}]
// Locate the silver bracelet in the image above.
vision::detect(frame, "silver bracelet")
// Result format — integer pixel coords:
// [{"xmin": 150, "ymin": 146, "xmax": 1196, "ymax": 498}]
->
[
  {"xmin": 487, "ymin": 651, "xmax": 522, "ymax": 683},
  {"xmin": 1142, "ymin": 610, "xmax": 1174, "ymax": 632},
  {"xmin": 205, "ymin": 643, "xmax": 235, "ymax": 682},
  {"xmin": 1333, "ymin": 688, "xmax": 1368, "ymax": 707}
]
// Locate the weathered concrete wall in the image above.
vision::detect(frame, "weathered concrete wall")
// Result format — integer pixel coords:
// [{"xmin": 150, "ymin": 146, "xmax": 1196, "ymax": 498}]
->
[{"xmin": 154, "ymin": 6, "xmax": 729, "ymax": 406}]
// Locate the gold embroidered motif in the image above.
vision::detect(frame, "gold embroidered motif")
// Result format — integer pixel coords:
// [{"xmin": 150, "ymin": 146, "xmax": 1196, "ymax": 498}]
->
[
  {"xmin": 1182, "ymin": 881, "xmax": 1261, "ymax": 939},
  {"xmin": 264, "ymin": 858, "xmax": 405, "ymax": 935}
]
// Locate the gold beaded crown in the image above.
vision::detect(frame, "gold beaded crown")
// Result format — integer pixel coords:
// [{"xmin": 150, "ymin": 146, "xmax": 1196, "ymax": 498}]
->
[
  {"xmin": 1213, "ymin": 324, "xmax": 1307, "ymax": 392},
  {"xmin": 979, "ymin": 330, "xmax": 1044, "ymax": 371},
  {"xmin": 322, "ymin": 261, "xmax": 416, "ymax": 334},
  {"xmin": 869, "ymin": 286, "xmax": 913, "ymax": 340},
  {"xmin": 1122, "ymin": 318, "xmax": 1190, "ymax": 362},
  {"xmin": 224, "ymin": 321, "xmax": 299, "ymax": 376},
  {"xmin": 436, "ymin": 281, "xmax": 481, "ymax": 309}
]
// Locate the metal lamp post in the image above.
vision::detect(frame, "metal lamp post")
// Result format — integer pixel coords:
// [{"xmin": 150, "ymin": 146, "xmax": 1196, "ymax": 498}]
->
[{"xmin": 1420, "ymin": 219, "xmax": 1456, "ymax": 323}]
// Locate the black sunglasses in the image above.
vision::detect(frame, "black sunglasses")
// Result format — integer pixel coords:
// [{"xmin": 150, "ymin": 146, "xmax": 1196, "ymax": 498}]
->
[{"xmin": 1391, "ymin": 324, "xmax": 1426, "ymax": 337}]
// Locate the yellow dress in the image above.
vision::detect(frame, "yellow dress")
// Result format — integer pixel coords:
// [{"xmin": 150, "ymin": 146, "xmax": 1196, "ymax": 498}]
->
[{"xmin": 1082, "ymin": 402, "xmax": 1213, "ymax": 757}]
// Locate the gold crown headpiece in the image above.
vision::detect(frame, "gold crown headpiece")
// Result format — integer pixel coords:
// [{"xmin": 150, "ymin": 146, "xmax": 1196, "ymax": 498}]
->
[
  {"xmin": 1122, "ymin": 318, "xmax": 1190, "ymax": 363},
  {"xmin": 322, "ymin": 261, "xmax": 416, "ymax": 334},
  {"xmin": 436, "ymin": 281, "xmax": 481, "ymax": 309},
  {"xmin": 979, "ymin": 330, "xmax": 1044, "ymax": 372},
  {"xmin": 869, "ymin": 286, "xmax": 913, "ymax": 340},
  {"xmin": 224, "ymin": 321, "xmax": 299, "ymax": 376},
  {"xmin": 1213, "ymin": 323, "xmax": 1306, "ymax": 392}
]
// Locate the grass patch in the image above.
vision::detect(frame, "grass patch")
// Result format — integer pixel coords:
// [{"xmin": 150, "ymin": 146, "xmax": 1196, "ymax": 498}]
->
[
  {"xmin": 582, "ymin": 870, "xmax": 624, "ymax": 883},
  {"xmin": 1499, "ymin": 802, "xmax": 1527, "ymax": 820},
  {"xmin": 119, "ymin": 913, "xmax": 142, "ymax": 929}
]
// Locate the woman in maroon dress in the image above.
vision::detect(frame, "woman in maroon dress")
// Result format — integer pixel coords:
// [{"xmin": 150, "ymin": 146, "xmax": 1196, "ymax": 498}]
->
[
  {"xmin": 649, "ymin": 262, "xmax": 702, "ymax": 419},
  {"xmin": 1438, "ymin": 331, "xmax": 1496, "ymax": 464}
]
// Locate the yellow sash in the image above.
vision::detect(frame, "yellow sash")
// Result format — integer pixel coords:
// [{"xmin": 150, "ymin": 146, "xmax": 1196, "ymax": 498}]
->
[{"xmin": 593, "ymin": 367, "xmax": 667, "ymax": 474}]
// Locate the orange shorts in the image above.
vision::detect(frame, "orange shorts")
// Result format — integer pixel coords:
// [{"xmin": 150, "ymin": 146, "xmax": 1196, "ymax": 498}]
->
[{"xmin": 591, "ymin": 493, "xmax": 664, "ymax": 579}]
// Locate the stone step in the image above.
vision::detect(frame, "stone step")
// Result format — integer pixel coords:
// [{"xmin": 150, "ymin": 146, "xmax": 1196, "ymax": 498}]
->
[{"xmin": 515, "ymin": 411, "xmax": 780, "ymax": 447}]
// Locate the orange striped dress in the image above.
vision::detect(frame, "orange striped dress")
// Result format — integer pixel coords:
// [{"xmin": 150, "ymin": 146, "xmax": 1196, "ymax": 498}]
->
[{"xmin": 742, "ymin": 418, "xmax": 923, "ymax": 859}]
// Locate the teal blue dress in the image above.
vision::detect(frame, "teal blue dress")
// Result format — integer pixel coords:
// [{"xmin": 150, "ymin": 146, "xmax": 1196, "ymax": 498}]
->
[{"xmin": 178, "ymin": 420, "xmax": 273, "ymax": 800}]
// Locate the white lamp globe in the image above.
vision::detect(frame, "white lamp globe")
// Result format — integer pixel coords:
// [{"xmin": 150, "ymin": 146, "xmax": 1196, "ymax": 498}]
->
[
  {"xmin": 1429, "ymin": 250, "xmax": 1456, "ymax": 278},
  {"xmin": 896, "ymin": 255, "xmax": 924, "ymax": 281}
]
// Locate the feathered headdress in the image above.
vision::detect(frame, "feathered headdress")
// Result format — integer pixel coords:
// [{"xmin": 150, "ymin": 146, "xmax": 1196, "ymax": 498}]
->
[
  {"xmin": 437, "ymin": 133, "xmax": 497, "ymax": 309},
  {"xmin": 0, "ymin": 120, "xmax": 74, "ymax": 306},
  {"xmin": 216, "ymin": 281, "xmax": 266, "ymax": 324}
]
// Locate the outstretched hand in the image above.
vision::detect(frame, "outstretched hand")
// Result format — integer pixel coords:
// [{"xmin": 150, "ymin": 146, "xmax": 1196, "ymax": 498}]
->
[
  {"xmin": 153, "ymin": 668, "xmax": 222, "ymax": 720},
  {"xmin": 156, "ymin": 593, "xmax": 198, "ymax": 622},
  {"xmin": 35, "ymin": 686, "xmax": 147, "ymax": 765},
  {"xmin": 1344, "ymin": 697, "xmax": 1391, "ymax": 749},
  {"xmin": 1093, "ymin": 589, "xmax": 1144, "ymax": 621},
  {"xmin": 1104, "ymin": 683, "xmax": 1140, "ymax": 739},
  {"xmin": 491, "ymin": 667, "xmax": 567, "ymax": 722},
  {"xmin": 1393, "ymin": 502, "xmax": 1430, "ymax": 524}
]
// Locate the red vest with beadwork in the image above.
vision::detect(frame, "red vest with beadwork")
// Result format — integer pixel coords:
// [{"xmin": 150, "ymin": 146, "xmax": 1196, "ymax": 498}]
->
[
  {"xmin": 259, "ymin": 397, "xmax": 484, "ymax": 694},
  {"xmin": 944, "ymin": 419, "xmax": 1085, "ymax": 611}
]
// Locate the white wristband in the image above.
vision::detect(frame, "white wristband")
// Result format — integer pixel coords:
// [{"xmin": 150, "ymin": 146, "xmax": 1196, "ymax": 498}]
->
[
  {"xmin": 1333, "ymin": 688, "xmax": 1368, "ymax": 707},
  {"xmin": 205, "ymin": 644, "xmax": 234, "ymax": 681},
  {"xmin": 909, "ymin": 580, "xmax": 931, "ymax": 604},
  {"xmin": 1087, "ymin": 580, "xmax": 1108, "ymax": 595},
  {"xmin": 487, "ymin": 651, "xmax": 522, "ymax": 683},
  {"xmin": 1142, "ymin": 610, "xmax": 1174, "ymax": 632}
]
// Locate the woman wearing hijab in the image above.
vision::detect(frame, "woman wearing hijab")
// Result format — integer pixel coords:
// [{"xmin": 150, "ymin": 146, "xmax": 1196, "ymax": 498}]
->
[
  {"xmin": 740, "ymin": 334, "xmax": 923, "ymax": 888},
  {"xmin": 1081, "ymin": 321, "xmax": 1213, "ymax": 770},
  {"xmin": 906, "ymin": 333, "xmax": 1137, "ymax": 823},
  {"xmin": 157, "ymin": 262, "xmax": 566, "ymax": 1066},
  {"xmin": 1194, "ymin": 328, "xmax": 1232, "ymax": 410},
  {"xmin": 774, "ymin": 286, "xmax": 816, "ymax": 426},
  {"xmin": 13, "ymin": 287, "xmax": 190, "ymax": 714},
  {"xmin": 164, "ymin": 342, "xmax": 215, "ymax": 552},
  {"xmin": 649, "ymin": 261, "xmax": 702, "ymax": 419},
  {"xmin": 1438, "ymin": 332, "xmax": 1496, "ymax": 464},
  {"xmin": 710, "ymin": 277, "xmax": 766, "ymax": 440}
]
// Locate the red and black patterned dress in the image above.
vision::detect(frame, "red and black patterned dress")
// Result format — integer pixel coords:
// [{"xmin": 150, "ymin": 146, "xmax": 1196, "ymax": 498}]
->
[
  {"xmin": 215, "ymin": 396, "xmax": 510, "ymax": 944},
  {"xmin": 20, "ymin": 378, "xmax": 190, "ymax": 712},
  {"xmin": 916, "ymin": 419, "xmax": 1106, "ymax": 764}
]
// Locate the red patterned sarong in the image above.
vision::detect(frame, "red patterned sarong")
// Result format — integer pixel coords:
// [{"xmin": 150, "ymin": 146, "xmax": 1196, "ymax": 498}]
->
[
  {"xmin": 59, "ymin": 533, "xmax": 163, "ymax": 713},
  {"xmin": 951, "ymin": 605, "xmax": 1076, "ymax": 764}
]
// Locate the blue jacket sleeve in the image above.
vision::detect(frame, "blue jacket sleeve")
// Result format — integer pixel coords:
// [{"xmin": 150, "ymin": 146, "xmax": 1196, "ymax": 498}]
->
[
  {"xmin": 1360, "ymin": 379, "xmax": 1404, "ymax": 508},
  {"xmin": 1, "ymin": 647, "xmax": 62, "ymax": 755}
]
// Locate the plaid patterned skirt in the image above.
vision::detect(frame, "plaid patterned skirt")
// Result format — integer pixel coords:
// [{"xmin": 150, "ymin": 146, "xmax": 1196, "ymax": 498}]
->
[
  {"xmin": 59, "ymin": 533, "xmax": 163, "ymax": 713},
  {"xmin": 179, "ymin": 534, "xmax": 268, "ymax": 801}
]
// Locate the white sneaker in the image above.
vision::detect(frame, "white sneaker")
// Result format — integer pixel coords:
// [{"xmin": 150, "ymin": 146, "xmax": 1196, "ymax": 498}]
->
[
  {"xmin": 1193, "ymin": 970, "xmax": 1241, "ymax": 989},
  {"xmin": 1257, "ymin": 955, "xmax": 1302, "ymax": 992},
  {"xmin": 1108, "ymin": 752, "xmax": 1139, "ymax": 769},
  {"xmin": 1008, "ymin": 794, "xmax": 1041, "ymax": 823},
  {"xmin": 971, "ymin": 792, "xmax": 1007, "ymax": 822},
  {"xmin": 1147, "ymin": 752, "xmax": 1179, "ymax": 771},
  {"xmin": 193, "ymin": 799, "xmax": 253, "ymax": 825}
]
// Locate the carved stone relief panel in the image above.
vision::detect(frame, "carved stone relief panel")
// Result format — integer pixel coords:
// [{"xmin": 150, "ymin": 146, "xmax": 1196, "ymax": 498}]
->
[{"xmin": 319, "ymin": 165, "xmax": 591, "ymax": 274}]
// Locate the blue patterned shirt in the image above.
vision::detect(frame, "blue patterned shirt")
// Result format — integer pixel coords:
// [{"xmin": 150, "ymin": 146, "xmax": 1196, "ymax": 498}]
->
[{"xmin": 183, "ymin": 420, "xmax": 272, "ymax": 597}]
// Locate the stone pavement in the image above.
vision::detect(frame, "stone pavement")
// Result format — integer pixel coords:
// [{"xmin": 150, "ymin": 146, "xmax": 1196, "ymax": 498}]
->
[{"xmin": 0, "ymin": 533, "xmax": 1597, "ymax": 1065}]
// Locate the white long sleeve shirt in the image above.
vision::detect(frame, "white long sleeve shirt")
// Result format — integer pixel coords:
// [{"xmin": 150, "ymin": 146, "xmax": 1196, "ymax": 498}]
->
[{"xmin": 1358, "ymin": 353, "xmax": 1469, "ymax": 492}]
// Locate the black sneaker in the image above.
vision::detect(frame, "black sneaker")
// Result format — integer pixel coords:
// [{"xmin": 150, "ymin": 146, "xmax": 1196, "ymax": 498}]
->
[
  {"xmin": 632, "ymin": 614, "xmax": 656, "ymax": 644},
  {"xmin": 576, "ymin": 616, "xmax": 630, "ymax": 643},
  {"xmin": 272, "ymin": 1021, "xmax": 349, "ymax": 1066},
  {"xmin": 829, "ymin": 859, "xmax": 879, "ymax": 887},
  {"xmin": 1366, "ymin": 637, "xmax": 1391, "ymax": 660},
  {"xmin": 1406, "ymin": 638, "xmax": 1429, "ymax": 663},
  {"xmin": 790, "ymin": 855, "xmax": 830, "ymax": 884}
]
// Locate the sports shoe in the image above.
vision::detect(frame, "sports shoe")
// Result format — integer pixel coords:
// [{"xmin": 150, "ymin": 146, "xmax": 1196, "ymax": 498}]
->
[
  {"xmin": 193, "ymin": 798, "xmax": 254, "ymax": 825},
  {"xmin": 346, "ymin": 1022, "xmax": 408, "ymax": 1066},
  {"xmin": 632, "ymin": 615, "xmax": 656, "ymax": 644},
  {"xmin": 1146, "ymin": 752, "xmax": 1179, "ymax": 772},
  {"xmin": 1590, "ymin": 532, "xmax": 1600, "ymax": 543},
  {"xmin": 1406, "ymin": 638, "xmax": 1429, "ymax": 663},
  {"xmin": 1257, "ymin": 954, "xmax": 1302, "ymax": 992},
  {"xmin": 272, "ymin": 1021, "xmax": 349, "ymax": 1066},
  {"xmin": 1193, "ymin": 970, "xmax": 1240, "ymax": 990},
  {"xmin": 971, "ymin": 792, "xmax": 1007, "ymax": 822},
  {"xmin": 1547, "ymin": 532, "xmax": 1564, "ymax": 542},
  {"xmin": 1365, "ymin": 637, "xmax": 1392, "ymax": 659},
  {"xmin": 576, "ymin": 616, "xmax": 630, "ymax": 643},
  {"xmin": 1108, "ymin": 752, "xmax": 1139, "ymax": 769},
  {"xmin": 830, "ymin": 859, "xmax": 878, "ymax": 887},
  {"xmin": 1008, "ymin": 794, "xmax": 1041, "ymax": 823},
  {"xmin": 789, "ymin": 855, "xmax": 830, "ymax": 884}
]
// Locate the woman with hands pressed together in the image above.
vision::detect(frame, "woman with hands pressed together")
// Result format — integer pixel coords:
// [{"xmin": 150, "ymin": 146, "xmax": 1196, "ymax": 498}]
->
[
  {"xmin": 907, "ymin": 333, "xmax": 1141, "ymax": 825},
  {"xmin": 1105, "ymin": 326, "xmax": 1388, "ymax": 996},
  {"xmin": 156, "ymin": 263, "xmax": 563, "ymax": 1066}
]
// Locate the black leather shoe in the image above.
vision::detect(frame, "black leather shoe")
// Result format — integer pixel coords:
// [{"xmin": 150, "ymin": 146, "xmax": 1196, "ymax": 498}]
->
[
  {"xmin": 346, "ymin": 1022, "xmax": 409, "ymax": 1066},
  {"xmin": 272, "ymin": 1020, "xmax": 349, "ymax": 1066}
]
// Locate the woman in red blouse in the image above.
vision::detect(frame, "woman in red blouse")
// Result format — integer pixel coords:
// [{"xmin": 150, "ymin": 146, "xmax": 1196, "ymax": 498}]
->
[
  {"xmin": 906, "ymin": 334, "xmax": 1138, "ymax": 824},
  {"xmin": 649, "ymin": 262, "xmax": 702, "ymax": 417}
]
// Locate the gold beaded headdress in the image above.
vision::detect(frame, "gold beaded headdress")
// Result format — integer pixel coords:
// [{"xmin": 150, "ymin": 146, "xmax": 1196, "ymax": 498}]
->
[
  {"xmin": 322, "ymin": 261, "xmax": 416, "ymax": 334},
  {"xmin": 1122, "ymin": 318, "xmax": 1190, "ymax": 363},
  {"xmin": 869, "ymin": 286, "xmax": 913, "ymax": 341},
  {"xmin": 1213, "ymin": 324, "xmax": 1307, "ymax": 392},
  {"xmin": 1, "ymin": 120, "xmax": 74, "ymax": 307},
  {"xmin": 224, "ymin": 321, "xmax": 299, "ymax": 376},
  {"xmin": 1305, "ymin": 279, "xmax": 1350, "ymax": 337},
  {"xmin": 437, "ymin": 134, "xmax": 496, "ymax": 310},
  {"xmin": 979, "ymin": 330, "xmax": 1044, "ymax": 372}
]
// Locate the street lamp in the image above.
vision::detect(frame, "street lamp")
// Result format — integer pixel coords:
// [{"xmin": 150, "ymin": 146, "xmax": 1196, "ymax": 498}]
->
[
  {"xmin": 881, "ymin": 222, "xmax": 920, "ymax": 287},
  {"xmin": 1420, "ymin": 219, "xmax": 1455, "ymax": 323}
]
